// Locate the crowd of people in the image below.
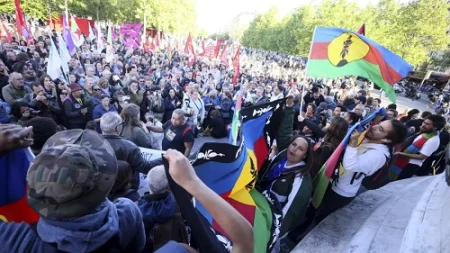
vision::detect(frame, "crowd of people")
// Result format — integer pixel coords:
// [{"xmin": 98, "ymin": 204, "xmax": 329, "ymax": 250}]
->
[{"xmin": 1, "ymin": 17, "xmax": 449, "ymax": 253}]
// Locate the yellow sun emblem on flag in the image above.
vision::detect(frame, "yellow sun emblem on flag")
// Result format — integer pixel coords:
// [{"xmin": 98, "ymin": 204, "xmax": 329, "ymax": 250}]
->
[{"xmin": 328, "ymin": 32, "xmax": 370, "ymax": 67}]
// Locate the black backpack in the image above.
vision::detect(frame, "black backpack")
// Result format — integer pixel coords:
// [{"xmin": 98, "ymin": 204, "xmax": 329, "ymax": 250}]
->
[{"xmin": 350, "ymin": 154, "xmax": 392, "ymax": 190}]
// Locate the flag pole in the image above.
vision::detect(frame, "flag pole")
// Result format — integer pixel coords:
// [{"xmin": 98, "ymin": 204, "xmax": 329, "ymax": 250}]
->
[
  {"xmin": 64, "ymin": 0, "xmax": 69, "ymax": 24},
  {"xmin": 299, "ymin": 26, "xmax": 317, "ymax": 112}
]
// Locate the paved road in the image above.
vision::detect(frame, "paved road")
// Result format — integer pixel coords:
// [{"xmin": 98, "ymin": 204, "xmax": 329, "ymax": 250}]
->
[{"xmin": 371, "ymin": 89, "xmax": 430, "ymax": 114}]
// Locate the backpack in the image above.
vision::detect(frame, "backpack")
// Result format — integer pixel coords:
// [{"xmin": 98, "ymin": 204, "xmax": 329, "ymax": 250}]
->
[
  {"xmin": 29, "ymin": 223, "xmax": 123, "ymax": 253},
  {"xmin": 145, "ymin": 212, "xmax": 188, "ymax": 252},
  {"xmin": 350, "ymin": 154, "xmax": 392, "ymax": 190}
]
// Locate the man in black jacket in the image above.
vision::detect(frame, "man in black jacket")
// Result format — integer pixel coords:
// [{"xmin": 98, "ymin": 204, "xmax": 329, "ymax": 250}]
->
[
  {"xmin": 302, "ymin": 86, "xmax": 325, "ymax": 112},
  {"xmin": 29, "ymin": 82, "xmax": 61, "ymax": 123},
  {"xmin": 100, "ymin": 112, "xmax": 162, "ymax": 190}
]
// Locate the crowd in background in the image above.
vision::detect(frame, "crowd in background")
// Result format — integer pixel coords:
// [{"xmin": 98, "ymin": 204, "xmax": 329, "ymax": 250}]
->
[{"xmin": 1, "ymin": 17, "xmax": 450, "ymax": 253}]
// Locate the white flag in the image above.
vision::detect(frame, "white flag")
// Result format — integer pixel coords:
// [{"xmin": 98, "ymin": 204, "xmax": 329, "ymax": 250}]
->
[
  {"xmin": 97, "ymin": 23, "xmax": 105, "ymax": 53},
  {"xmin": 46, "ymin": 39, "xmax": 62, "ymax": 80},
  {"xmin": 57, "ymin": 34, "xmax": 71, "ymax": 74},
  {"xmin": 88, "ymin": 22, "xmax": 96, "ymax": 41},
  {"xmin": 70, "ymin": 16, "xmax": 85, "ymax": 48}
]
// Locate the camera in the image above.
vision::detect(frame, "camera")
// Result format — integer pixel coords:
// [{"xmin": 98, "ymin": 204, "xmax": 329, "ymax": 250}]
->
[
  {"xmin": 43, "ymin": 93, "xmax": 56, "ymax": 100},
  {"xmin": 26, "ymin": 108, "xmax": 41, "ymax": 116}
]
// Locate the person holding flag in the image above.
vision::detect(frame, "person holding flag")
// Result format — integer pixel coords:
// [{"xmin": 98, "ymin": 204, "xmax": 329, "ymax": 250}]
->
[
  {"xmin": 256, "ymin": 92, "xmax": 318, "ymax": 251},
  {"xmin": 314, "ymin": 119, "xmax": 408, "ymax": 222}
]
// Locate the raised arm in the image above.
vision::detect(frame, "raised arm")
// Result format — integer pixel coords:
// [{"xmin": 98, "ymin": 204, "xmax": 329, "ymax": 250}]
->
[{"xmin": 164, "ymin": 150, "xmax": 254, "ymax": 253}]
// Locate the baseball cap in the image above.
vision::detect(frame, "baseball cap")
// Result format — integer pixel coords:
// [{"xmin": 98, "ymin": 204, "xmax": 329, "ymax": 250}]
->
[
  {"xmin": 27, "ymin": 129, "xmax": 117, "ymax": 220},
  {"xmin": 69, "ymin": 83, "xmax": 83, "ymax": 92}
]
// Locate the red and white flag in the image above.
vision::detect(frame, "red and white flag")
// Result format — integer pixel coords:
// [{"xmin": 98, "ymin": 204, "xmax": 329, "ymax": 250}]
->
[
  {"xmin": 220, "ymin": 41, "xmax": 229, "ymax": 67},
  {"xmin": 184, "ymin": 33, "xmax": 196, "ymax": 66},
  {"xmin": 357, "ymin": 23, "xmax": 365, "ymax": 36},
  {"xmin": 198, "ymin": 39, "xmax": 206, "ymax": 56},
  {"xmin": 214, "ymin": 39, "xmax": 222, "ymax": 58},
  {"xmin": 144, "ymin": 36, "xmax": 155, "ymax": 53},
  {"xmin": 204, "ymin": 40, "xmax": 216, "ymax": 58},
  {"xmin": 0, "ymin": 21, "xmax": 12, "ymax": 42},
  {"xmin": 14, "ymin": 0, "xmax": 31, "ymax": 41},
  {"xmin": 232, "ymin": 46, "xmax": 240, "ymax": 84}
]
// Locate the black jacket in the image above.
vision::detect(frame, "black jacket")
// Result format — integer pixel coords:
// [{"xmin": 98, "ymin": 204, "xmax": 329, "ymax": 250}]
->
[
  {"xmin": 29, "ymin": 98, "xmax": 62, "ymax": 123},
  {"xmin": 63, "ymin": 95, "xmax": 90, "ymax": 129},
  {"xmin": 103, "ymin": 135, "xmax": 162, "ymax": 190}
]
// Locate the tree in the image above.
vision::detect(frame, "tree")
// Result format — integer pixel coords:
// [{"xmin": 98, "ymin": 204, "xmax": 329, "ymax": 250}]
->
[
  {"xmin": 0, "ymin": 0, "xmax": 198, "ymax": 33},
  {"xmin": 0, "ymin": 0, "xmax": 64, "ymax": 20},
  {"xmin": 241, "ymin": 0, "xmax": 450, "ymax": 68},
  {"xmin": 241, "ymin": 7, "xmax": 280, "ymax": 51}
]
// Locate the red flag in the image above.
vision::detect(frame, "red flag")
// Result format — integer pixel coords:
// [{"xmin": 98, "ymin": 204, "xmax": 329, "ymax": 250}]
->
[
  {"xmin": 14, "ymin": 0, "xmax": 29, "ymax": 38},
  {"xmin": 154, "ymin": 30, "xmax": 160, "ymax": 49},
  {"xmin": 357, "ymin": 23, "xmax": 365, "ymax": 36},
  {"xmin": 0, "ymin": 21, "xmax": 12, "ymax": 42},
  {"xmin": 232, "ymin": 46, "xmax": 240, "ymax": 84},
  {"xmin": 184, "ymin": 34, "xmax": 196, "ymax": 66},
  {"xmin": 214, "ymin": 39, "xmax": 222, "ymax": 58},
  {"xmin": 204, "ymin": 41, "xmax": 216, "ymax": 58},
  {"xmin": 220, "ymin": 41, "xmax": 229, "ymax": 67},
  {"xmin": 199, "ymin": 39, "xmax": 206, "ymax": 56},
  {"xmin": 144, "ymin": 37, "xmax": 155, "ymax": 53}
]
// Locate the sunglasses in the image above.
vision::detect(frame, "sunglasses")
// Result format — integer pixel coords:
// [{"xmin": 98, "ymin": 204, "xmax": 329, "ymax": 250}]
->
[{"xmin": 94, "ymin": 88, "xmax": 101, "ymax": 91}]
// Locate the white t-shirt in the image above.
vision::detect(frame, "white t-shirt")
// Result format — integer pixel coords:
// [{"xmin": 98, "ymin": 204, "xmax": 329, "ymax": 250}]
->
[{"xmin": 409, "ymin": 135, "xmax": 440, "ymax": 167}]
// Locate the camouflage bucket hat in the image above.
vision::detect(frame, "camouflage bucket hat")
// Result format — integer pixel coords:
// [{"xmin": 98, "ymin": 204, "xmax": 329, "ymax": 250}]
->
[{"xmin": 27, "ymin": 129, "xmax": 117, "ymax": 220}]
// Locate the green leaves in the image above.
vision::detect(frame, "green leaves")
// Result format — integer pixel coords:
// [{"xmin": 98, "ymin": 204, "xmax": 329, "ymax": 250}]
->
[
  {"xmin": 0, "ymin": 0, "xmax": 198, "ymax": 34},
  {"xmin": 241, "ymin": 0, "xmax": 450, "ymax": 68}
]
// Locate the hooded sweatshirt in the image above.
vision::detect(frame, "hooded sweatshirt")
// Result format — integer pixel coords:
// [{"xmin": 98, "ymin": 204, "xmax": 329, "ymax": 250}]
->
[
  {"xmin": 0, "ymin": 198, "xmax": 145, "ymax": 253},
  {"xmin": 137, "ymin": 192, "xmax": 177, "ymax": 236}
]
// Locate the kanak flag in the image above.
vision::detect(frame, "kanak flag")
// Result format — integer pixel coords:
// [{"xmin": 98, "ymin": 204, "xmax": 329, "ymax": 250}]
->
[
  {"xmin": 232, "ymin": 46, "xmax": 240, "ymax": 84},
  {"xmin": 184, "ymin": 33, "xmax": 196, "ymax": 66},
  {"xmin": 357, "ymin": 23, "xmax": 365, "ymax": 36}
]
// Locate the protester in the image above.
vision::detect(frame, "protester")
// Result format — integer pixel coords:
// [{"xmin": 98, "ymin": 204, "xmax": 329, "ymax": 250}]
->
[
  {"xmin": 148, "ymin": 109, "xmax": 194, "ymax": 157},
  {"xmin": 2, "ymin": 72, "xmax": 33, "ymax": 105},
  {"xmin": 315, "ymin": 119, "xmax": 408, "ymax": 222},
  {"xmin": 22, "ymin": 117, "xmax": 58, "ymax": 156},
  {"xmin": 100, "ymin": 112, "xmax": 161, "ymax": 190},
  {"xmin": 93, "ymin": 94, "xmax": 118, "ymax": 132},
  {"xmin": 163, "ymin": 149, "xmax": 254, "ymax": 253},
  {"xmin": 394, "ymin": 115, "xmax": 446, "ymax": 180},
  {"xmin": 257, "ymin": 94, "xmax": 317, "ymax": 250},
  {"xmin": 120, "ymin": 103, "xmax": 153, "ymax": 148},
  {"xmin": 138, "ymin": 165, "xmax": 188, "ymax": 252},
  {"xmin": 108, "ymin": 160, "xmax": 140, "ymax": 202},
  {"xmin": 63, "ymin": 83, "xmax": 90, "ymax": 129},
  {"xmin": 0, "ymin": 129, "xmax": 146, "ymax": 252}
]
